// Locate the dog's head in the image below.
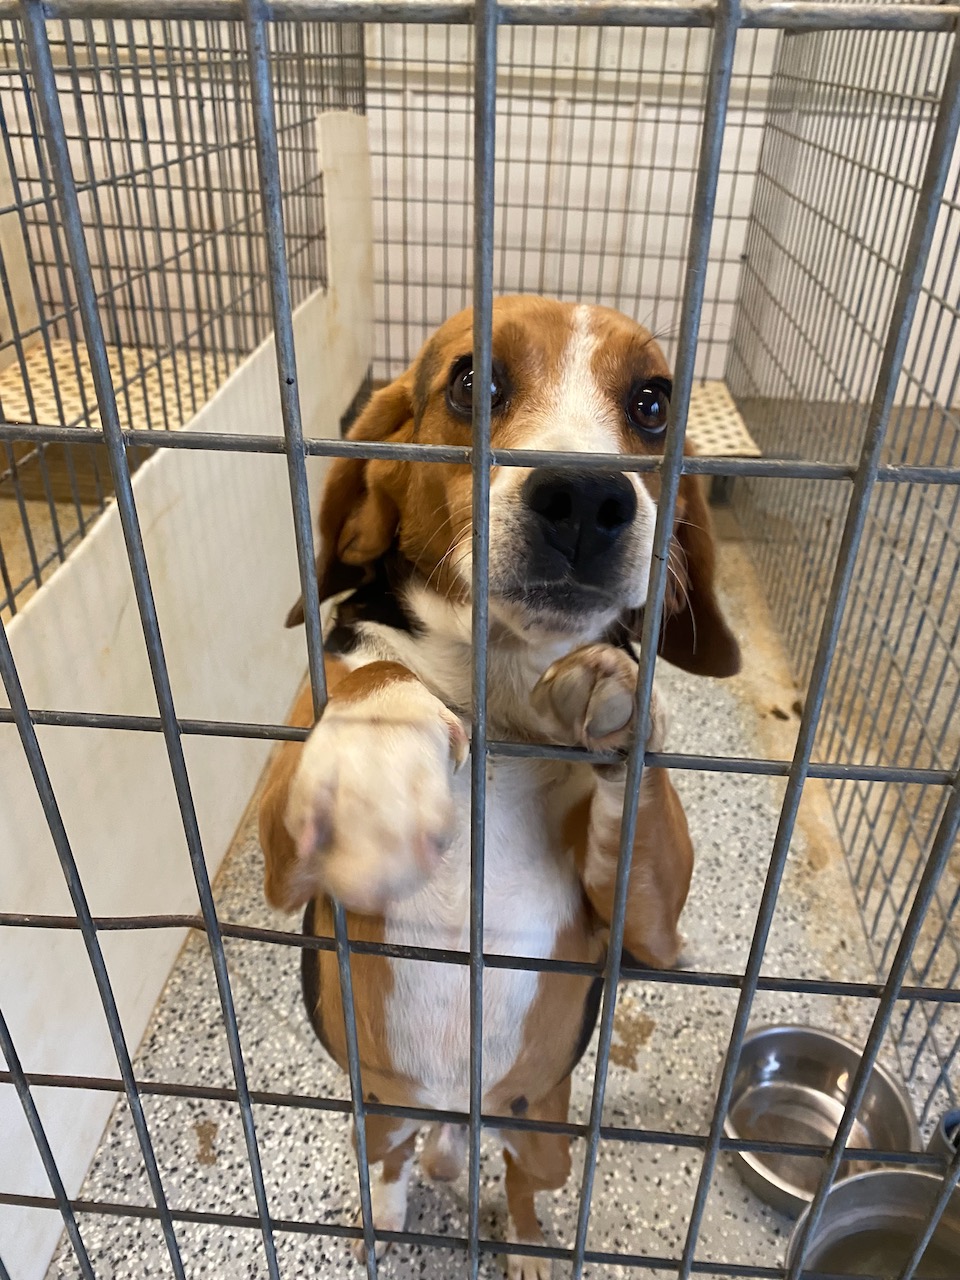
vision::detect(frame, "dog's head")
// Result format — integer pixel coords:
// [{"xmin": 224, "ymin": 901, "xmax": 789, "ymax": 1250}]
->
[{"xmin": 290, "ymin": 296, "xmax": 739, "ymax": 677}]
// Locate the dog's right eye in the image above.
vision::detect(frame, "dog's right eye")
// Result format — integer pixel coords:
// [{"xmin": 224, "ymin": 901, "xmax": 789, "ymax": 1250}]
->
[{"xmin": 447, "ymin": 355, "xmax": 506, "ymax": 418}]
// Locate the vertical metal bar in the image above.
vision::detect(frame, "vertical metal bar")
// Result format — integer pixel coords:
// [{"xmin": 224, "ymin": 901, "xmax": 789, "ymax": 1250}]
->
[
  {"xmin": 65, "ymin": 21, "xmax": 142, "ymax": 425},
  {"xmin": 17, "ymin": 6, "xmax": 280, "ymax": 1277},
  {"xmin": 0, "ymin": 536, "xmax": 16, "ymax": 617},
  {"xmin": 688, "ymin": 28, "xmax": 960, "ymax": 1280},
  {"xmin": 239, "ymin": 5, "xmax": 378, "ymax": 1275},
  {"xmin": 123, "ymin": 18, "xmax": 186, "ymax": 427},
  {"xmin": 469, "ymin": 3, "xmax": 496, "ymax": 1275},
  {"xmin": 164, "ymin": 19, "xmax": 211, "ymax": 410},
  {"xmin": 0, "ymin": 616, "xmax": 185, "ymax": 1280},
  {"xmin": 791, "ymin": 778, "xmax": 960, "ymax": 1280},
  {"xmin": 899, "ymin": 1141, "xmax": 960, "ymax": 1280},
  {"xmin": 241, "ymin": 7, "xmax": 326, "ymax": 715},
  {"xmin": 0, "ymin": 1005, "xmax": 95, "ymax": 1280},
  {"xmin": 144, "ymin": 21, "xmax": 199, "ymax": 409},
  {"xmin": 100, "ymin": 21, "xmax": 171, "ymax": 431},
  {"xmin": 570, "ymin": 3, "xmax": 741, "ymax": 1275}
]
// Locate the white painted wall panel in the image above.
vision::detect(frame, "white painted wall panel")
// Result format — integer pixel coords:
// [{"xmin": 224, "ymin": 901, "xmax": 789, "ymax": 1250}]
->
[{"xmin": 0, "ymin": 110, "xmax": 372, "ymax": 1280}]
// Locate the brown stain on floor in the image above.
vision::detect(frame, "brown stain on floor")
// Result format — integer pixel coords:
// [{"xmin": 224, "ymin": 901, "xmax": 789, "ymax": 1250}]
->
[
  {"xmin": 194, "ymin": 1119, "xmax": 218, "ymax": 1166},
  {"xmin": 610, "ymin": 999, "xmax": 657, "ymax": 1071}
]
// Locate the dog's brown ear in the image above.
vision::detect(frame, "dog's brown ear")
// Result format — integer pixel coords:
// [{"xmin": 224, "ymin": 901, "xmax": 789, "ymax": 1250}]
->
[
  {"xmin": 286, "ymin": 376, "xmax": 414, "ymax": 628},
  {"xmin": 650, "ymin": 467, "xmax": 741, "ymax": 678}
]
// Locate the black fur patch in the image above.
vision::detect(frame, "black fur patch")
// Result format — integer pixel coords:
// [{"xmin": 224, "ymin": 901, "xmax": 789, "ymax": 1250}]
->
[
  {"xmin": 563, "ymin": 948, "xmax": 647, "ymax": 1081},
  {"xmin": 566, "ymin": 975, "xmax": 604, "ymax": 1078},
  {"xmin": 324, "ymin": 551, "xmax": 422, "ymax": 657}
]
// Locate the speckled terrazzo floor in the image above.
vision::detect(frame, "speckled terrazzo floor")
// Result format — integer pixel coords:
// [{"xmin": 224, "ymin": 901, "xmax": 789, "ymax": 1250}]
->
[{"xmin": 45, "ymin": 512, "xmax": 908, "ymax": 1280}]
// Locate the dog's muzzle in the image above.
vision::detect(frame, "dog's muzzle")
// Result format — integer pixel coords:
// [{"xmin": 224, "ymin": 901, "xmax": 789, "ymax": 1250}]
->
[{"xmin": 519, "ymin": 467, "xmax": 637, "ymax": 598}]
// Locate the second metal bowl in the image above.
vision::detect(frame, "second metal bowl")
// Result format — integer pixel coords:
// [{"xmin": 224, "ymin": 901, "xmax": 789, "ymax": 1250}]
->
[
  {"xmin": 787, "ymin": 1169, "xmax": 960, "ymax": 1278},
  {"xmin": 724, "ymin": 1024, "xmax": 920, "ymax": 1215}
]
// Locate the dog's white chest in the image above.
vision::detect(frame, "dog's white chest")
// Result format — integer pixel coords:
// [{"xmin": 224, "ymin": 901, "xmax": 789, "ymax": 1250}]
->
[{"xmin": 383, "ymin": 760, "xmax": 581, "ymax": 1110}]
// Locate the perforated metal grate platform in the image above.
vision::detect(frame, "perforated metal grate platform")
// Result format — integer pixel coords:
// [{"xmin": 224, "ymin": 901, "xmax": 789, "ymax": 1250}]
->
[
  {"xmin": 0, "ymin": 339, "xmax": 221, "ymax": 433},
  {"xmin": 687, "ymin": 379, "xmax": 761, "ymax": 457}
]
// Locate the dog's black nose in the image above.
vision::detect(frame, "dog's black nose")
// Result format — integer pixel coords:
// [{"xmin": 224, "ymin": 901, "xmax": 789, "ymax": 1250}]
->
[{"xmin": 523, "ymin": 468, "xmax": 637, "ymax": 574}]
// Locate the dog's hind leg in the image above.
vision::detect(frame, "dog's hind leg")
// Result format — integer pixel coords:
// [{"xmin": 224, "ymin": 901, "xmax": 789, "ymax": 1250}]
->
[
  {"xmin": 351, "ymin": 1116, "xmax": 419, "ymax": 1263},
  {"xmin": 500, "ymin": 1077, "xmax": 572, "ymax": 1280}
]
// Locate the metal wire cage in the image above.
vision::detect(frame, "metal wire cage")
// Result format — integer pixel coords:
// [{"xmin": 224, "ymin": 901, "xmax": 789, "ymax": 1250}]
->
[{"xmin": 1, "ymin": 3, "xmax": 960, "ymax": 1280}]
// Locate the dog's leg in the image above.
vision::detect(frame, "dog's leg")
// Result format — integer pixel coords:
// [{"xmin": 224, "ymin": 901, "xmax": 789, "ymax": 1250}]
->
[
  {"xmin": 351, "ymin": 1116, "xmax": 419, "ymax": 1263},
  {"xmin": 501, "ymin": 1077, "xmax": 572, "ymax": 1280},
  {"xmin": 531, "ymin": 644, "xmax": 693, "ymax": 969}
]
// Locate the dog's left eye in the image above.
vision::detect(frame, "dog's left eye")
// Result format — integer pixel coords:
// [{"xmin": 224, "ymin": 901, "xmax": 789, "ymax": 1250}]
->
[
  {"xmin": 447, "ymin": 355, "xmax": 506, "ymax": 418},
  {"xmin": 625, "ymin": 379, "xmax": 671, "ymax": 437}
]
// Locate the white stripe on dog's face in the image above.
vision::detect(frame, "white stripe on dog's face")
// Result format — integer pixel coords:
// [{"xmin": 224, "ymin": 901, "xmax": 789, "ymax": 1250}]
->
[
  {"xmin": 480, "ymin": 304, "xmax": 659, "ymax": 639},
  {"xmin": 520, "ymin": 304, "xmax": 622, "ymax": 454}
]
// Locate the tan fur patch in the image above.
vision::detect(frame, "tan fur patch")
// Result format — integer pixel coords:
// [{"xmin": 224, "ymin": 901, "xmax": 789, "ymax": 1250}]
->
[{"xmin": 565, "ymin": 769, "xmax": 693, "ymax": 970}]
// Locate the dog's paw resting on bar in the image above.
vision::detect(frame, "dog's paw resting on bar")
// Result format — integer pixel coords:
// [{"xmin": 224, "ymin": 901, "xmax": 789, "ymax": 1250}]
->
[{"xmin": 258, "ymin": 295, "xmax": 740, "ymax": 1277}]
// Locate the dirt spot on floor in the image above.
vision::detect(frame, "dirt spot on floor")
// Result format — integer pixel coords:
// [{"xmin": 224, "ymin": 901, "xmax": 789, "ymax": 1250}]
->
[
  {"xmin": 194, "ymin": 1119, "xmax": 218, "ymax": 1166},
  {"xmin": 610, "ymin": 1000, "xmax": 657, "ymax": 1071}
]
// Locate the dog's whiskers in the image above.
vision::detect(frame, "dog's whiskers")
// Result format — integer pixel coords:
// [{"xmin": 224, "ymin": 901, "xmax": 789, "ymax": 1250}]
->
[{"xmin": 426, "ymin": 534, "xmax": 469, "ymax": 596}]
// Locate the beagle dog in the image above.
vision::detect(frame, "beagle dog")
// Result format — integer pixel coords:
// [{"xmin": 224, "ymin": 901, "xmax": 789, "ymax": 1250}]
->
[{"xmin": 259, "ymin": 296, "xmax": 740, "ymax": 1278}]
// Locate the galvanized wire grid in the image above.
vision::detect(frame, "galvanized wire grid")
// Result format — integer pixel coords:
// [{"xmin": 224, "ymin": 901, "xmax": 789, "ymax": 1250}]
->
[
  {"xmin": 729, "ymin": 20, "xmax": 960, "ymax": 1139},
  {"xmin": 365, "ymin": 20, "xmax": 774, "ymax": 385},
  {"xmin": 0, "ymin": 15, "xmax": 363, "ymax": 618},
  {"xmin": 0, "ymin": 4, "xmax": 959, "ymax": 1280}
]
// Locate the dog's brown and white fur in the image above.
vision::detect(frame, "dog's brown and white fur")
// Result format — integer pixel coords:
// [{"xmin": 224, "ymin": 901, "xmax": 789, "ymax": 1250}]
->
[{"xmin": 259, "ymin": 297, "xmax": 740, "ymax": 1278}]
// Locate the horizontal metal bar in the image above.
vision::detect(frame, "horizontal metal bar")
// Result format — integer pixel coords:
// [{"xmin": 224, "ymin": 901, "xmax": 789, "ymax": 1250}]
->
[
  {"xmin": 4, "ymin": 910, "xmax": 960, "ymax": 1004},
  {"xmin": 0, "ymin": 1065, "xmax": 948, "ymax": 1172},
  {"xmin": 498, "ymin": 741, "xmax": 957, "ymax": 786},
  {"xmin": 0, "ymin": 0, "xmax": 954, "ymax": 32},
  {"xmin": 1, "ymin": 705, "xmax": 954, "ymax": 786},
  {"xmin": 0, "ymin": 705, "xmax": 307, "ymax": 739},
  {"xmin": 2, "ymin": 421, "xmax": 959, "ymax": 483},
  {"xmin": 0, "ymin": 1188, "xmax": 919, "ymax": 1280}
]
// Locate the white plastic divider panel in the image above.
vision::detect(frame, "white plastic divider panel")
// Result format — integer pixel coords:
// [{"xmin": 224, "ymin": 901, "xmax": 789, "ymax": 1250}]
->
[{"xmin": 0, "ymin": 108, "xmax": 372, "ymax": 1280}]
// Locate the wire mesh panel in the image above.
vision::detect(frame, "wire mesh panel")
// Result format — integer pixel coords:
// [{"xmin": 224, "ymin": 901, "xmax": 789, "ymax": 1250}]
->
[
  {"xmin": 366, "ymin": 22, "xmax": 776, "ymax": 384},
  {"xmin": 729, "ymin": 22, "xmax": 960, "ymax": 1133},
  {"xmin": 0, "ymin": 16, "xmax": 363, "ymax": 620}
]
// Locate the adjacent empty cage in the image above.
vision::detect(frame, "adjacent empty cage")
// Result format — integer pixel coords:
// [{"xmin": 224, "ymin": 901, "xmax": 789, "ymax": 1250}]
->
[{"xmin": 1, "ymin": 4, "xmax": 960, "ymax": 1280}]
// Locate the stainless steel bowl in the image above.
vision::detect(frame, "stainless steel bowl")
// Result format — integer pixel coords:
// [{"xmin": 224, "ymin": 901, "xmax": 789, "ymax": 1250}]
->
[
  {"xmin": 724, "ymin": 1024, "xmax": 920, "ymax": 1215},
  {"xmin": 786, "ymin": 1170, "xmax": 960, "ymax": 1278}
]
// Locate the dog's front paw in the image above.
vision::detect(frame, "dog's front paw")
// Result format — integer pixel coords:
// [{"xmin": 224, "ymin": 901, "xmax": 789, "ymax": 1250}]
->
[
  {"xmin": 531, "ymin": 643, "xmax": 668, "ymax": 754},
  {"xmin": 506, "ymin": 1234, "xmax": 552, "ymax": 1280},
  {"xmin": 284, "ymin": 675, "xmax": 468, "ymax": 914}
]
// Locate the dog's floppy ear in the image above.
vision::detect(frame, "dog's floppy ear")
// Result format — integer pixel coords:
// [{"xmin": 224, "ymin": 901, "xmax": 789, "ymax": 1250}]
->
[
  {"xmin": 650, "ymin": 466, "xmax": 741, "ymax": 678},
  {"xmin": 285, "ymin": 375, "xmax": 414, "ymax": 628}
]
